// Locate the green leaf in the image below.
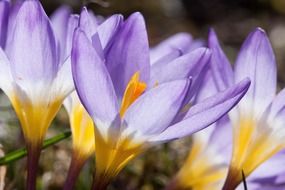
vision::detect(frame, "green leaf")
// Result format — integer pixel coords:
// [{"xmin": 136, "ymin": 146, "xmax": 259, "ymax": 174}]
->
[{"xmin": 0, "ymin": 131, "xmax": 71, "ymax": 165}]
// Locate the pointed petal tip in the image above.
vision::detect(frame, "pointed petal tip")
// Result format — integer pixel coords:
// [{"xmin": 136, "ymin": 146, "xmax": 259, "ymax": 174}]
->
[
  {"xmin": 81, "ymin": 6, "xmax": 88, "ymax": 13},
  {"xmin": 130, "ymin": 11, "xmax": 143, "ymax": 17},
  {"xmin": 237, "ymin": 77, "xmax": 251, "ymax": 94},
  {"xmin": 249, "ymin": 27, "xmax": 268, "ymax": 40},
  {"xmin": 127, "ymin": 12, "xmax": 146, "ymax": 23},
  {"xmin": 208, "ymin": 27, "xmax": 216, "ymax": 35},
  {"xmin": 255, "ymin": 27, "xmax": 266, "ymax": 33},
  {"xmin": 208, "ymin": 28, "xmax": 219, "ymax": 47}
]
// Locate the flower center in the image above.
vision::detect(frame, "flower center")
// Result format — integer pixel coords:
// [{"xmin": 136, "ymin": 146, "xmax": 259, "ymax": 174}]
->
[
  {"xmin": 119, "ymin": 72, "xmax": 147, "ymax": 117},
  {"xmin": 94, "ymin": 72, "xmax": 147, "ymax": 182}
]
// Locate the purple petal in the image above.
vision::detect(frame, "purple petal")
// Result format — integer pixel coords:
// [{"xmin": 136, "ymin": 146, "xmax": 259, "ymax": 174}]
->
[
  {"xmin": 71, "ymin": 28, "xmax": 119, "ymax": 126},
  {"xmin": 65, "ymin": 14, "xmax": 79, "ymax": 58},
  {"xmin": 6, "ymin": 0, "xmax": 22, "ymax": 46},
  {"xmin": 150, "ymin": 78, "xmax": 250, "ymax": 142},
  {"xmin": 196, "ymin": 69, "xmax": 218, "ymax": 101},
  {"xmin": 267, "ymin": 88, "xmax": 285, "ymax": 120},
  {"xmin": 97, "ymin": 14, "xmax": 123, "ymax": 50},
  {"xmin": 234, "ymin": 28, "xmax": 276, "ymax": 113},
  {"xmin": 51, "ymin": 57, "xmax": 74, "ymax": 100},
  {"xmin": 150, "ymin": 32, "xmax": 193, "ymax": 63},
  {"xmin": 182, "ymin": 49, "xmax": 211, "ymax": 105},
  {"xmin": 169, "ymin": 51, "xmax": 212, "ymax": 123},
  {"xmin": 50, "ymin": 5, "xmax": 72, "ymax": 61},
  {"xmin": 90, "ymin": 14, "xmax": 123, "ymax": 60},
  {"xmin": 105, "ymin": 12, "xmax": 150, "ymax": 99},
  {"xmin": 6, "ymin": 0, "xmax": 58, "ymax": 83},
  {"xmin": 208, "ymin": 28, "xmax": 234, "ymax": 91},
  {"xmin": 249, "ymin": 151, "xmax": 285, "ymax": 179},
  {"xmin": 0, "ymin": 0, "xmax": 9, "ymax": 47},
  {"xmin": 149, "ymin": 48, "xmax": 211, "ymax": 87},
  {"xmin": 123, "ymin": 79, "xmax": 190, "ymax": 135},
  {"xmin": 208, "ymin": 116, "xmax": 232, "ymax": 163},
  {"xmin": 0, "ymin": 47, "xmax": 12, "ymax": 95},
  {"xmin": 150, "ymin": 49, "xmax": 182, "ymax": 66},
  {"xmin": 79, "ymin": 7, "xmax": 98, "ymax": 39}
]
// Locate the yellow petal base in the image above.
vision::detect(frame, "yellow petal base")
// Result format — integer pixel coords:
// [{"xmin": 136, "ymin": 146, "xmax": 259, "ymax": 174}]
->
[
  {"xmin": 223, "ymin": 116, "xmax": 284, "ymax": 189},
  {"xmin": 94, "ymin": 128, "xmax": 144, "ymax": 181},
  {"xmin": 70, "ymin": 103, "xmax": 95, "ymax": 158},
  {"xmin": 171, "ymin": 139, "xmax": 227, "ymax": 190},
  {"xmin": 93, "ymin": 71, "xmax": 147, "ymax": 187},
  {"xmin": 11, "ymin": 95, "xmax": 62, "ymax": 144}
]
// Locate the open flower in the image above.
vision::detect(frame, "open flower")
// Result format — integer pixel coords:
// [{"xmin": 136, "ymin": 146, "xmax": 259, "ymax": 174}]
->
[
  {"xmin": 72, "ymin": 11, "xmax": 250, "ymax": 190},
  {"xmin": 165, "ymin": 69, "xmax": 285, "ymax": 190},
  {"xmin": 0, "ymin": 1, "xmax": 73, "ymax": 189},
  {"xmin": 209, "ymin": 27, "xmax": 285, "ymax": 190}
]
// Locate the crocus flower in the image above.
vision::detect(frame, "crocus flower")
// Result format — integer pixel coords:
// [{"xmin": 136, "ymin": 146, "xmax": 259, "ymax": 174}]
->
[
  {"xmin": 166, "ymin": 116, "xmax": 285, "ymax": 190},
  {"xmin": 72, "ymin": 11, "xmax": 250, "ymax": 190},
  {"xmin": 209, "ymin": 27, "xmax": 285, "ymax": 190},
  {"xmin": 0, "ymin": 1, "xmax": 73, "ymax": 189},
  {"xmin": 63, "ymin": 92, "xmax": 95, "ymax": 190},
  {"xmin": 165, "ymin": 71, "xmax": 285, "ymax": 190}
]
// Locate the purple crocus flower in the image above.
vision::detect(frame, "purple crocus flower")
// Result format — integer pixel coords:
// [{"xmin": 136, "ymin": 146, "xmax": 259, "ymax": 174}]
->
[
  {"xmin": 209, "ymin": 27, "xmax": 285, "ymax": 190},
  {"xmin": 165, "ymin": 69, "xmax": 285, "ymax": 190},
  {"xmin": 0, "ymin": 1, "xmax": 74, "ymax": 189},
  {"xmin": 71, "ymin": 11, "xmax": 250, "ymax": 189}
]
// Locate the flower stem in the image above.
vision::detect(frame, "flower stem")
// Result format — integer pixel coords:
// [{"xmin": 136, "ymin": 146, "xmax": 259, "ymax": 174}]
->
[
  {"xmin": 91, "ymin": 173, "xmax": 111, "ymax": 190},
  {"xmin": 0, "ymin": 131, "xmax": 71, "ymax": 166},
  {"xmin": 222, "ymin": 168, "xmax": 242, "ymax": 190},
  {"xmin": 63, "ymin": 153, "xmax": 86, "ymax": 190},
  {"xmin": 26, "ymin": 142, "xmax": 42, "ymax": 190}
]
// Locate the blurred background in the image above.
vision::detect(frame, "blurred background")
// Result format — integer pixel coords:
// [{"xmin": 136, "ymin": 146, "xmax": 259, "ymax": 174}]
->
[{"xmin": 1, "ymin": 0, "xmax": 285, "ymax": 189}]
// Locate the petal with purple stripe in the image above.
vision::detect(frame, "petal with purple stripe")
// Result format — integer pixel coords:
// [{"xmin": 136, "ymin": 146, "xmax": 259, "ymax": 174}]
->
[
  {"xmin": 234, "ymin": 28, "xmax": 276, "ymax": 114},
  {"xmin": 208, "ymin": 28, "xmax": 234, "ymax": 91},
  {"xmin": 150, "ymin": 78, "xmax": 250, "ymax": 142},
  {"xmin": 0, "ymin": 0, "xmax": 9, "ymax": 47},
  {"xmin": 71, "ymin": 29, "xmax": 119, "ymax": 129},
  {"xmin": 105, "ymin": 12, "xmax": 150, "ymax": 99},
  {"xmin": 123, "ymin": 79, "xmax": 190, "ymax": 136},
  {"xmin": 50, "ymin": 5, "xmax": 71, "ymax": 61},
  {"xmin": 6, "ymin": 0, "xmax": 58, "ymax": 83},
  {"xmin": 150, "ymin": 32, "xmax": 193, "ymax": 63}
]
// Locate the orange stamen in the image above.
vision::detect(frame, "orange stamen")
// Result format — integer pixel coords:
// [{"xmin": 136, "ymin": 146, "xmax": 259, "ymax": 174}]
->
[{"xmin": 120, "ymin": 72, "xmax": 147, "ymax": 117}]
